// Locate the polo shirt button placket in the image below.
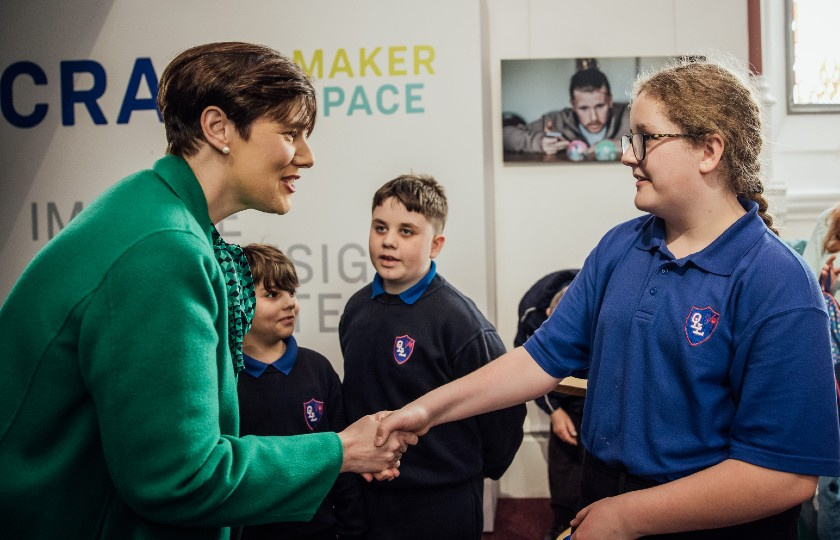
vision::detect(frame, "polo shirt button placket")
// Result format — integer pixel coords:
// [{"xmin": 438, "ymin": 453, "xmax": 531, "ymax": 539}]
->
[{"xmin": 651, "ymin": 265, "xmax": 671, "ymax": 296}]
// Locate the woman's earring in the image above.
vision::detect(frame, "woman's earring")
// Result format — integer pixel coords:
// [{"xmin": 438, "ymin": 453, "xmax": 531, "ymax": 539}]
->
[{"xmin": 222, "ymin": 146, "xmax": 230, "ymax": 155}]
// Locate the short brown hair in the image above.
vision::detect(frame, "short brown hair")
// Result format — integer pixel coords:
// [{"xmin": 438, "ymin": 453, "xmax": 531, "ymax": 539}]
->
[
  {"xmin": 243, "ymin": 244, "xmax": 299, "ymax": 293},
  {"xmin": 157, "ymin": 42, "xmax": 316, "ymax": 157},
  {"xmin": 372, "ymin": 174, "xmax": 448, "ymax": 234}
]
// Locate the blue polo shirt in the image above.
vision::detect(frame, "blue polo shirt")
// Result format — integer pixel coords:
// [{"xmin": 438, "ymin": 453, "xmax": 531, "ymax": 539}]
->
[{"xmin": 525, "ymin": 199, "xmax": 840, "ymax": 482}]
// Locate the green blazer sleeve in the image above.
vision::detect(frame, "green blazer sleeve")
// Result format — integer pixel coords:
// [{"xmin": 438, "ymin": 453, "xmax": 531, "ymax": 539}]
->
[{"xmin": 78, "ymin": 230, "xmax": 342, "ymax": 526}]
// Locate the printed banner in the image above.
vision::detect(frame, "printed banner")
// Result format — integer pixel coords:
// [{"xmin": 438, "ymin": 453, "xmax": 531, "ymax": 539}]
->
[{"xmin": 0, "ymin": 0, "xmax": 489, "ymax": 373}]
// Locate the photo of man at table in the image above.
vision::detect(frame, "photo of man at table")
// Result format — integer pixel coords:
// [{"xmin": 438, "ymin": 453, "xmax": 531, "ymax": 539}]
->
[{"xmin": 501, "ymin": 56, "xmax": 674, "ymax": 164}]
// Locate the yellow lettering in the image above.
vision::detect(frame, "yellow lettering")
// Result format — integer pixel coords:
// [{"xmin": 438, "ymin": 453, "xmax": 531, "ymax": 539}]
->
[
  {"xmin": 297, "ymin": 46, "xmax": 436, "ymax": 79},
  {"xmin": 293, "ymin": 49, "xmax": 323, "ymax": 79},
  {"xmin": 359, "ymin": 47, "xmax": 383, "ymax": 77},
  {"xmin": 329, "ymin": 48, "xmax": 355, "ymax": 78},
  {"xmin": 413, "ymin": 46, "xmax": 435, "ymax": 75},
  {"xmin": 388, "ymin": 46, "xmax": 407, "ymax": 76}
]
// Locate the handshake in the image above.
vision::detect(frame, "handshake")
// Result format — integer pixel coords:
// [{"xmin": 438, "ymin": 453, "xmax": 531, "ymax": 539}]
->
[{"xmin": 337, "ymin": 406, "xmax": 431, "ymax": 482}]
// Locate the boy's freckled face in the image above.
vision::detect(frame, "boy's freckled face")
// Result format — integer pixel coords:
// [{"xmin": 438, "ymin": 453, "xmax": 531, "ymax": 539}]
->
[
  {"xmin": 369, "ymin": 198, "xmax": 445, "ymax": 295},
  {"xmin": 247, "ymin": 283, "xmax": 299, "ymax": 343}
]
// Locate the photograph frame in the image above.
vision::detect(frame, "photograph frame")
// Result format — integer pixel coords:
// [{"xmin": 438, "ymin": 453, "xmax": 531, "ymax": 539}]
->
[{"xmin": 501, "ymin": 55, "xmax": 684, "ymax": 165}]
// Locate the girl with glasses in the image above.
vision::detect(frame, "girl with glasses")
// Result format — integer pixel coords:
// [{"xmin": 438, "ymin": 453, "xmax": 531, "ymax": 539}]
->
[{"xmin": 375, "ymin": 59, "xmax": 840, "ymax": 539}]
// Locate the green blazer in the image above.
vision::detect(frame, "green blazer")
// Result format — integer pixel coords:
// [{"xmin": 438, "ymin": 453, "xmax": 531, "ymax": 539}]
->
[{"xmin": 0, "ymin": 156, "xmax": 342, "ymax": 539}]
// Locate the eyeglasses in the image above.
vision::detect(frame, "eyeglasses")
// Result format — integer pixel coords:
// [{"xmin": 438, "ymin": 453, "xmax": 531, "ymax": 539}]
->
[{"xmin": 620, "ymin": 133, "xmax": 695, "ymax": 161}]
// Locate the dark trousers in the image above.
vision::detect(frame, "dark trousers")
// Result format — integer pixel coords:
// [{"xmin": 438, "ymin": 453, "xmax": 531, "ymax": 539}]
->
[
  {"xmin": 361, "ymin": 477, "xmax": 484, "ymax": 540},
  {"xmin": 578, "ymin": 452, "xmax": 801, "ymax": 539},
  {"xmin": 547, "ymin": 407, "xmax": 584, "ymax": 531}
]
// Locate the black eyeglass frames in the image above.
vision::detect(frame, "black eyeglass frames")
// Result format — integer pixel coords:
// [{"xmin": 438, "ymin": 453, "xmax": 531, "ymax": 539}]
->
[{"xmin": 620, "ymin": 133, "xmax": 696, "ymax": 161}]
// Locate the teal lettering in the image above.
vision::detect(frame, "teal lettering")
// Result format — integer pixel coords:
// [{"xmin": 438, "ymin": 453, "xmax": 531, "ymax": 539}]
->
[
  {"xmin": 323, "ymin": 87, "xmax": 345, "ymax": 117},
  {"xmin": 376, "ymin": 85, "xmax": 398, "ymax": 114},
  {"xmin": 347, "ymin": 86, "xmax": 372, "ymax": 115},
  {"xmin": 406, "ymin": 83, "xmax": 424, "ymax": 113}
]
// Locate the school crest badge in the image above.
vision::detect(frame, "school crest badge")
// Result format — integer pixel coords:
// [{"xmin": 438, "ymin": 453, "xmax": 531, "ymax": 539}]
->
[
  {"xmin": 393, "ymin": 335, "xmax": 415, "ymax": 365},
  {"xmin": 684, "ymin": 306, "xmax": 720, "ymax": 346},
  {"xmin": 303, "ymin": 398, "xmax": 324, "ymax": 431}
]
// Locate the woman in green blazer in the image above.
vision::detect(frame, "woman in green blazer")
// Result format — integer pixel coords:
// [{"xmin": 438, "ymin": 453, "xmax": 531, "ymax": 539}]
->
[{"xmin": 0, "ymin": 42, "xmax": 414, "ymax": 540}]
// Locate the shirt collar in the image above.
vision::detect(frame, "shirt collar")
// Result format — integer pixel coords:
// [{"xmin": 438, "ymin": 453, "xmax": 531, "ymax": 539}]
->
[
  {"xmin": 371, "ymin": 261, "xmax": 437, "ymax": 305},
  {"xmin": 635, "ymin": 198, "xmax": 766, "ymax": 276},
  {"xmin": 242, "ymin": 336, "xmax": 299, "ymax": 377},
  {"xmin": 152, "ymin": 154, "xmax": 213, "ymax": 245}
]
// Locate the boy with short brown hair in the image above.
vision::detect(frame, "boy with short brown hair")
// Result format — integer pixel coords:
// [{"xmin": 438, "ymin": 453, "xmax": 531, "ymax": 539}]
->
[
  {"xmin": 239, "ymin": 243, "xmax": 364, "ymax": 540},
  {"xmin": 339, "ymin": 174, "xmax": 526, "ymax": 540}
]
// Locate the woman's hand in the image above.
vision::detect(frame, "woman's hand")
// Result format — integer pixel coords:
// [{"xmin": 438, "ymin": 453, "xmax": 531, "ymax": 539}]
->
[{"xmin": 338, "ymin": 414, "xmax": 417, "ymax": 480}]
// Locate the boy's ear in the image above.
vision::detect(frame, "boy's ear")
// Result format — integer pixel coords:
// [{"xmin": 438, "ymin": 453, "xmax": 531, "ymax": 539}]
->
[
  {"xmin": 698, "ymin": 133, "xmax": 724, "ymax": 174},
  {"xmin": 200, "ymin": 105, "xmax": 233, "ymax": 154},
  {"xmin": 429, "ymin": 233, "xmax": 446, "ymax": 259}
]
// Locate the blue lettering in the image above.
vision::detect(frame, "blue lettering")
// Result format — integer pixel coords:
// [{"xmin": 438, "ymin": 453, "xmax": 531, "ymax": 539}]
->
[
  {"xmin": 1, "ymin": 61, "xmax": 48, "ymax": 128},
  {"xmin": 117, "ymin": 57, "xmax": 161, "ymax": 124},
  {"xmin": 60, "ymin": 60, "xmax": 107, "ymax": 125}
]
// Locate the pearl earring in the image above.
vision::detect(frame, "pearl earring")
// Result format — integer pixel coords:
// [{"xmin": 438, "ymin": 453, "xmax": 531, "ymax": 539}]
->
[{"xmin": 222, "ymin": 146, "xmax": 230, "ymax": 155}]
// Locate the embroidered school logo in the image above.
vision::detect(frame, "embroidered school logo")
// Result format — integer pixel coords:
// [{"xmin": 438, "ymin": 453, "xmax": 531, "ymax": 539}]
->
[
  {"xmin": 303, "ymin": 398, "xmax": 324, "ymax": 431},
  {"xmin": 684, "ymin": 306, "xmax": 721, "ymax": 346},
  {"xmin": 393, "ymin": 335, "xmax": 415, "ymax": 365}
]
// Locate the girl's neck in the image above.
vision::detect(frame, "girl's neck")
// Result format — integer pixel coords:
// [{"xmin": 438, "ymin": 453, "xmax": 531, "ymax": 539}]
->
[{"xmin": 665, "ymin": 195, "xmax": 746, "ymax": 259}]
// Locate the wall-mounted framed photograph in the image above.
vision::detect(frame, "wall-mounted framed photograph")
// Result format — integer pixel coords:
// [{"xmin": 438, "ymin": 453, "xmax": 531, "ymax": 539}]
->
[{"xmin": 501, "ymin": 56, "xmax": 679, "ymax": 164}]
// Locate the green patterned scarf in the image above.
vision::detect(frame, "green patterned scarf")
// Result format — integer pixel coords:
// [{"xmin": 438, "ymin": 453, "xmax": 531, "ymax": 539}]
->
[{"xmin": 211, "ymin": 227, "xmax": 255, "ymax": 374}]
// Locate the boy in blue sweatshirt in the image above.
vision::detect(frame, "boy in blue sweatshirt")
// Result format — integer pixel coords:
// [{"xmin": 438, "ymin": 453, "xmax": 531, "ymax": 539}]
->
[
  {"xmin": 340, "ymin": 174, "xmax": 526, "ymax": 540},
  {"xmin": 238, "ymin": 244, "xmax": 364, "ymax": 540}
]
